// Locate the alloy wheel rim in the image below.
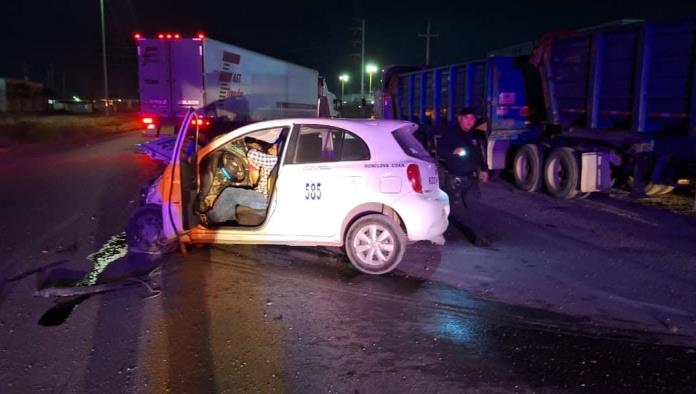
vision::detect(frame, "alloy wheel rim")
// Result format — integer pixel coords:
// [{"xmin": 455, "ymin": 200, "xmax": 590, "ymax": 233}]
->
[{"xmin": 353, "ymin": 224, "xmax": 395, "ymax": 267}]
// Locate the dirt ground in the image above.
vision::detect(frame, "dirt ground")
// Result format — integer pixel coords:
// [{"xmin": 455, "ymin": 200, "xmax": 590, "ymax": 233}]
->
[{"xmin": 0, "ymin": 113, "xmax": 141, "ymax": 147}]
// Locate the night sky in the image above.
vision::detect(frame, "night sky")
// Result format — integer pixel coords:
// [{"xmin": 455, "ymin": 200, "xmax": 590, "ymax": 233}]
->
[{"xmin": 2, "ymin": 0, "xmax": 696, "ymax": 99}]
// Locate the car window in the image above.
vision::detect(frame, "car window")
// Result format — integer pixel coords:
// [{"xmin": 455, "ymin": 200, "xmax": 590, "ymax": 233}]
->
[
  {"xmin": 392, "ymin": 125, "xmax": 434, "ymax": 162},
  {"xmin": 292, "ymin": 125, "xmax": 370, "ymax": 164},
  {"xmin": 294, "ymin": 126, "xmax": 328, "ymax": 163},
  {"xmin": 340, "ymin": 132, "xmax": 370, "ymax": 161}
]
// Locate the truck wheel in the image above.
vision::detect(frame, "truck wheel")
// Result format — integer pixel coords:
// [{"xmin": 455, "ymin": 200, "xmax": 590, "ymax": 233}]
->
[
  {"xmin": 126, "ymin": 204, "xmax": 170, "ymax": 255},
  {"xmin": 345, "ymin": 214, "xmax": 406, "ymax": 275},
  {"xmin": 513, "ymin": 144, "xmax": 543, "ymax": 192},
  {"xmin": 544, "ymin": 147, "xmax": 579, "ymax": 199}
]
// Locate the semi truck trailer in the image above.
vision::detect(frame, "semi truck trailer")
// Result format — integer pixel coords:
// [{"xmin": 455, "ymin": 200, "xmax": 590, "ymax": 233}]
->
[
  {"xmin": 377, "ymin": 18, "xmax": 696, "ymax": 200},
  {"xmin": 135, "ymin": 33, "xmax": 335, "ymax": 135}
]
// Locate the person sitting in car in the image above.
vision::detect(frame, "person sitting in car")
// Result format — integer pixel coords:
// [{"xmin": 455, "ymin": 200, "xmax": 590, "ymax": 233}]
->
[{"xmin": 204, "ymin": 141, "xmax": 278, "ymax": 224}]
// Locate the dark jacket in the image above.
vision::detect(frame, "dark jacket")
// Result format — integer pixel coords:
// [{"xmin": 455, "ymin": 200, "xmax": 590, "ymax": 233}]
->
[{"xmin": 437, "ymin": 127, "xmax": 488, "ymax": 177}]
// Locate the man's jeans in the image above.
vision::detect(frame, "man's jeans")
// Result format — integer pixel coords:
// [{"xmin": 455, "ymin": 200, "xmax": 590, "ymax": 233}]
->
[{"xmin": 206, "ymin": 187, "xmax": 267, "ymax": 223}]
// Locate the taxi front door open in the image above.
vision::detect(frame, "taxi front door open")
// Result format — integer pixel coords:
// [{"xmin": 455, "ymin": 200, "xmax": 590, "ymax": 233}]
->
[{"xmin": 162, "ymin": 109, "xmax": 199, "ymax": 241}]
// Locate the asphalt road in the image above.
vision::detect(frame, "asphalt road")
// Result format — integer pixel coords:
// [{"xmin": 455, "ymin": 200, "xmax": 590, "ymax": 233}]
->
[{"xmin": 0, "ymin": 132, "xmax": 695, "ymax": 393}]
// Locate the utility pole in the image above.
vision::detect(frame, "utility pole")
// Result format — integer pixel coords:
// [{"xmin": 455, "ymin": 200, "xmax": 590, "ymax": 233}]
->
[
  {"xmin": 100, "ymin": 0, "xmax": 110, "ymax": 115},
  {"xmin": 418, "ymin": 18, "xmax": 439, "ymax": 65},
  {"xmin": 360, "ymin": 19, "xmax": 365, "ymax": 98},
  {"xmin": 349, "ymin": 19, "xmax": 367, "ymax": 101}
]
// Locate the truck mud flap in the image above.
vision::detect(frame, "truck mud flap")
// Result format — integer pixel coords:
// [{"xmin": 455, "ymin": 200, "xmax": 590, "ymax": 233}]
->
[{"xmin": 135, "ymin": 136, "xmax": 178, "ymax": 164}]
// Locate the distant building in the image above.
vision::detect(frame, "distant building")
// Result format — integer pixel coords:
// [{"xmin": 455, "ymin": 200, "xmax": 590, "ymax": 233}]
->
[
  {"xmin": 50, "ymin": 100, "xmax": 93, "ymax": 113},
  {"xmin": 0, "ymin": 78, "xmax": 47, "ymax": 113}
]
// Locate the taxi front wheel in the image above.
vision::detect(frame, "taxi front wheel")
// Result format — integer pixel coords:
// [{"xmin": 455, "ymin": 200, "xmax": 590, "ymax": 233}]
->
[
  {"xmin": 126, "ymin": 204, "xmax": 170, "ymax": 255},
  {"xmin": 345, "ymin": 214, "xmax": 406, "ymax": 275}
]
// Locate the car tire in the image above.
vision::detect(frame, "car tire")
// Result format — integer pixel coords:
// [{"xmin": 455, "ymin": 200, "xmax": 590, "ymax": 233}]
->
[
  {"xmin": 513, "ymin": 144, "xmax": 543, "ymax": 192},
  {"xmin": 544, "ymin": 147, "xmax": 579, "ymax": 199},
  {"xmin": 345, "ymin": 214, "xmax": 406, "ymax": 275},
  {"xmin": 126, "ymin": 204, "xmax": 170, "ymax": 255}
]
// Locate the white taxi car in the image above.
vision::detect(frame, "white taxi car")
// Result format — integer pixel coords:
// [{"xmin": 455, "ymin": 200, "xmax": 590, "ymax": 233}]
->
[{"xmin": 128, "ymin": 111, "xmax": 449, "ymax": 274}]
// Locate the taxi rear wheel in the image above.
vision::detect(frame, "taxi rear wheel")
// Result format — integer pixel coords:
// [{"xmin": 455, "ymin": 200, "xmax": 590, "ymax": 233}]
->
[
  {"xmin": 345, "ymin": 214, "xmax": 406, "ymax": 275},
  {"xmin": 126, "ymin": 204, "xmax": 169, "ymax": 255}
]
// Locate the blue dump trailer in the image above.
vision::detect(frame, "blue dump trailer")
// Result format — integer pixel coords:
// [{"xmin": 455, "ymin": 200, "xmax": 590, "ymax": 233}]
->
[{"xmin": 376, "ymin": 18, "xmax": 696, "ymax": 200}]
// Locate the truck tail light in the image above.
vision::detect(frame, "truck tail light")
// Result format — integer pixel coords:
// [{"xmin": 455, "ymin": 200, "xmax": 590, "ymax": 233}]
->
[
  {"xmin": 407, "ymin": 163, "xmax": 423, "ymax": 193},
  {"xmin": 142, "ymin": 117, "xmax": 154, "ymax": 124},
  {"xmin": 190, "ymin": 119, "xmax": 211, "ymax": 128}
]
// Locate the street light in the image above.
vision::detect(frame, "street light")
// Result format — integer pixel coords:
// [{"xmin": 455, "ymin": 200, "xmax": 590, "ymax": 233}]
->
[
  {"xmin": 339, "ymin": 74, "xmax": 349, "ymax": 106},
  {"xmin": 366, "ymin": 64, "xmax": 378, "ymax": 95}
]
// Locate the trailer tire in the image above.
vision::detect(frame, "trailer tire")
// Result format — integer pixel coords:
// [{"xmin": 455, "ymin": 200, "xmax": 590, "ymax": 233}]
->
[
  {"xmin": 513, "ymin": 144, "xmax": 543, "ymax": 192},
  {"xmin": 544, "ymin": 147, "xmax": 579, "ymax": 200}
]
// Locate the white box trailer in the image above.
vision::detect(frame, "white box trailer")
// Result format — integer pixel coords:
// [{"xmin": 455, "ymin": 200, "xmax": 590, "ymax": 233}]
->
[{"xmin": 136, "ymin": 35, "xmax": 334, "ymax": 132}]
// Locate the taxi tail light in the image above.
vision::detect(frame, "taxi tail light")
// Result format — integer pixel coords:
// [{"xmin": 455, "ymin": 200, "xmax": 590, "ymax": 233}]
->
[
  {"xmin": 407, "ymin": 163, "xmax": 423, "ymax": 193},
  {"xmin": 141, "ymin": 117, "xmax": 154, "ymax": 125}
]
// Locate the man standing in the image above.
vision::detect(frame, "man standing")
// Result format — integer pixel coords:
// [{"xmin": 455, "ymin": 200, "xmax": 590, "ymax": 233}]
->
[{"xmin": 437, "ymin": 107, "xmax": 491, "ymax": 246}]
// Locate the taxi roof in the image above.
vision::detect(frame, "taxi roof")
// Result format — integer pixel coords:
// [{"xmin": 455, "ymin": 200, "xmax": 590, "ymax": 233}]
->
[{"xmin": 243, "ymin": 118, "xmax": 417, "ymax": 133}]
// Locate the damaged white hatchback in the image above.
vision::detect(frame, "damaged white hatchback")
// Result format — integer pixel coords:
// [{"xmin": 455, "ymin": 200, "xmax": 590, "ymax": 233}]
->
[{"xmin": 129, "ymin": 110, "xmax": 449, "ymax": 274}]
